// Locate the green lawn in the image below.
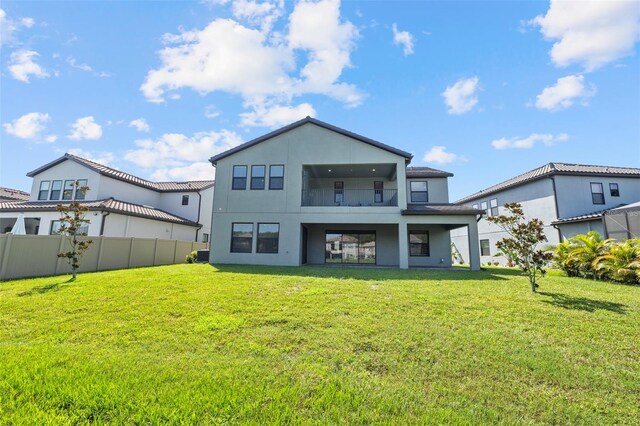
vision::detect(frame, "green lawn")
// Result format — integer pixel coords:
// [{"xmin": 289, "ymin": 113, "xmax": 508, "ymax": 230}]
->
[{"xmin": 1, "ymin": 265, "xmax": 639, "ymax": 425}]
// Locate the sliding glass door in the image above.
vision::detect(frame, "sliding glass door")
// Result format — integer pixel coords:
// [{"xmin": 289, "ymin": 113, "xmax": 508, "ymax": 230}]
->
[{"xmin": 325, "ymin": 231, "xmax": 376, "ymax": 264}]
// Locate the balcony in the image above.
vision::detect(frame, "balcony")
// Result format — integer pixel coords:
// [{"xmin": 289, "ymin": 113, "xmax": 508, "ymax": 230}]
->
[{"xmin": 302, "ymin": 189, "xmax": 398, "ymax": 207}]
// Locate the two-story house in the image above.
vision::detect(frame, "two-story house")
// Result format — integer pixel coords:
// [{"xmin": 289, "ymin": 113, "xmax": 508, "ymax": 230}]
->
[
  {"xmin": 208, "ymin": 117, "xmax": 482, "ymax": 270},
  {"xmin": 451, "ymin": 163, "xmax": 640, "ymax": 265},
  {"xmin": 0, "ymin": 153, "xmax": 214, "ymax": 242}
]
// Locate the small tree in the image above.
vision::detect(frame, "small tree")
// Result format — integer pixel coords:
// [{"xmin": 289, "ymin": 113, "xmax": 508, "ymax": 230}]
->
[
  {"xmin": 487, "ymin": 202, "xmax": 552, "ymax": 292},
  {"xmin": 55, "ymin": 181, "xmax": 93, "ymax": 281}
]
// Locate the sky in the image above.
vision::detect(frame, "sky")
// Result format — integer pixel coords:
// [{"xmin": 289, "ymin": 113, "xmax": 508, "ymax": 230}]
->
[{"xmin": 1, "ymin": 0, "xmax": 639, "ymax": 201}]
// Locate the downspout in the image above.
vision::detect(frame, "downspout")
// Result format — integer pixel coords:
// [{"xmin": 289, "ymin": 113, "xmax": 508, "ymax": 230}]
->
[
  {"xmin": 194, "ymin": 189, "xmax": 202, "ymax": 242},
  {"xmin": 549, "ymin": 176, "xmax": 563, "ymax": 242},
  {"xmin": 99, "ymin": 211, "xmax": 110, "ymax": 236}
]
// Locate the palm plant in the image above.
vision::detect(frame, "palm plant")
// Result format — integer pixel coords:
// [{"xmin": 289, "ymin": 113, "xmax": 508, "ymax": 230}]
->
[
  {"xmin": 566, "ymin": 231, "xmax": 614, "ymax": 280},
  {"xmin": 553, "ymin": 240, "xmax": 580, "ymax": 277},
  {"xmin": 593, "ymin": 239, "xmax": 640, "ymax": 284}
]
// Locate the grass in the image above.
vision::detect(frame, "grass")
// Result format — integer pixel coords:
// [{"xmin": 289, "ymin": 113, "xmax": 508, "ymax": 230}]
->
[{"xmin": 1, "ymin": 264, "xmax": 639, "ymax": 425}]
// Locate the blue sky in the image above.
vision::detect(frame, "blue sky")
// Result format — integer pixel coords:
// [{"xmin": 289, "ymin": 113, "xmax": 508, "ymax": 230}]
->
[{"xmin": 1, "ymin": 0, "xmax": 639, "ymax": 201}]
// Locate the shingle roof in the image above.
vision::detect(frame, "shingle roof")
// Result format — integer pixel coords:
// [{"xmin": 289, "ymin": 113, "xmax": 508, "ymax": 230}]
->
[
  {"xmin": 0, "ymin": 198, "xmax": 199, "ymax": 226},
  {"xmin": 402, "ymin": 203, "xmax": 483, "ymax": 215},
  {"xmin": 456, "ymin": 162, "xmax": 640, "ymax": 204},
  {"xmin": 209, "ymin": 117, "xmax": 414, "ymax": 164},
  {"xmin": 27, "ymin": 153, "xmax": 214, "ymax": 193},
  {"xmin": 406, "ymin": 166, "xmax": 454, "ymax": 178},
  {"xmin": 0, "ymin": 187, "xmax": 30, "ymax": 201}
]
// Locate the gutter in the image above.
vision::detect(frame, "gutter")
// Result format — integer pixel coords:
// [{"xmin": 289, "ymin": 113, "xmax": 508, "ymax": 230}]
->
[
  {"xmin": 549, "ymin": 176, "xmax": 563, "ymax": 242},
  {"xmin": 194, "ymin": 189, "xmax": 203, "ymax": 242},
  {"xmin": 99, "ymin": 211, "xmax": 110, "ymax": 236}
]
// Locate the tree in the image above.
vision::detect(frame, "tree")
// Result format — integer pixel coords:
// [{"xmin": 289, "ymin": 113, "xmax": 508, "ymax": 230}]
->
[
  {"xmin": 55, "ymin": 181, "xmax": 93, "ymax": 281},
  {"xmin": 487, "ymin": 202, "xmax": 552, "ymax": 292}
]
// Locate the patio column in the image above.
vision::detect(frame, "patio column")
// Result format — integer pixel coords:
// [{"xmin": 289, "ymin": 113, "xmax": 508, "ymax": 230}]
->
[
  {"xmin": 467, "ymin": 220, "xmax": 481, "ymax": 271},
  {"xmin": 398, "ymin": 222, "xmax": 408, "ymax": 269}
]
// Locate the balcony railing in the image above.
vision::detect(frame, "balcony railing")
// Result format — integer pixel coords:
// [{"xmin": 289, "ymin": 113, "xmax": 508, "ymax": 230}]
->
[{"xmin": 302, "ymin": 189, "xmax": 398, "ymax": 207}]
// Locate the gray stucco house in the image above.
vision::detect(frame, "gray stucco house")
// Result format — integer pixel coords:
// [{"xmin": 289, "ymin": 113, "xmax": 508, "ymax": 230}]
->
[
  {"xmin": 451, "ymin": 163, "xmax": 640, "ymax": 265},
  {"xmin": 208, "ymin": 117, "xmax": 482, "ymax": 270}
]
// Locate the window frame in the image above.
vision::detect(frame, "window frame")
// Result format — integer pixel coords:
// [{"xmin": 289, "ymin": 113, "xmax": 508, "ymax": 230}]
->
[
  {"xmin": 408, "ymin": 231, "xmax": 430, "ymax": 257},
  {"xmin": 591, "ymin": 182, "xmax": 605, "ymax": 205},
  {"xmin": 50, "ymin": 219, "xmax": 88, "ymax": 235},
  {"xmin": 230, "ymin": 222, "xmax": 253, "ymax": 253},
  {"xmin": 257, "ymin": 223, "xmax": 279, "ymax": 254},
  {"xmin": 269, "ymin": 165, "xmax": 285, "ymax": 190},
  {"xmin": 410, "ymin": 181, "xmax": 428, "ymax": 203},
  {"xmin": 232, "ymin": 165, "xmax": 248, "ymax": 190},
  {"xmin": 609, "ymin": 183, "xmax": 620, "ymax": 197},
  {"xmin": 250, "ymin": 165, "xmax": 266, "ymax": 190},
  {"xmin": 38, "ymin": 181, "xmax": 50, "ymax": 201},
  {"xmin": 49, "ymin": 180, "xmax": 63, "ymax": 200},
  {"xmin": 202, "ymin": 233, "xmax": 209, "ymax": 243},
  {"xmin": 62, "ymin": 180, "xmax": 75, "ymax": 200},
  {"xmin": 480, "ymin": 239, "xmax": 491, "ymax": 256},
  {"xmin": 490, "ymin": 198, "xmax": 498, "ymax": 216},
  {"xmin": 480, "ymin": 201, "xmax": 488, "ymax": 217},
  {"xmin": 181, "ymin": 195, "xmax": 189, "ymax": 206},
  {"xmin": 75, "ymin": 179, "xmax": 88, "ymax": 200}
]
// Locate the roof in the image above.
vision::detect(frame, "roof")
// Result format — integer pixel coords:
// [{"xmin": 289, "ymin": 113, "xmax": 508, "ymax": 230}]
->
[
  {"xmin": 406, "ymin": 166, "xmax": 453, "ymax": 178},
  {"xmin": 401, "ymin": 203, "xmax": 483, "ymax": 216},
  {"xmin": 27, "ymin": 153, "xmax": 214, "ymax": 193},
  {"xmin": 0, "ymin": 198, "xmax": 200, "ymax": 226},
  {"xmin": 551, "ymin": 208, "xmax": 610, "ymax": 225},
  {"xmin": 0, "ymin": 187, "xmax": 30, "ymax": 201},
  {"xmin": 456, "ymin": 162, "xmax": 640, "ymax": 204},
  {"xmin": 209, "ymin": 117, "xmax": 414, "ymax": 164},
  {"xmin": 608, "ymin": 201, "xmax": 640, "ymax": 213}
]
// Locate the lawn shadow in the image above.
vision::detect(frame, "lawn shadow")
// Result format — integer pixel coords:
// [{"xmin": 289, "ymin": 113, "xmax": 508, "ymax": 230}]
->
[
  {"xmin": 17, "ymin": 277, "xmax": 74, "ymax": 297},
  {"xmin": 539, "ymin": 292, "xmax": 628, "ymax": 314},
  {"xmin": 210, "ymin": 263, "xmax": 515, "ymax": 282}
]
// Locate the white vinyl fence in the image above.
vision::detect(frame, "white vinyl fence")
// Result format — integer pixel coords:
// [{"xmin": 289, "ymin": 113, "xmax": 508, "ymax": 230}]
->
[{"xmin": 0, "ymin": 234, "xmax": 207, "ymax": 281}]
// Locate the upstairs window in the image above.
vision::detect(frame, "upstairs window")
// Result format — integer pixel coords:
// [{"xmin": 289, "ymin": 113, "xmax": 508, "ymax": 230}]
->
[
  {"xmin": 38, "ymin": 181, "xmax": 50, "ymax": 200},
  {"xmin": 480, "ymin": 201, "xmax": 488, "ymax": 216},
  {"xmin": 231, "ymin": 223, "xmax": 253, "ymax": 253},
  {"xmin": 269, "ymin": 165, "xmax": 284, "ymax": 190},
  {"xmin": 609, "ymin": 183, "xmax": 620, "ymax": 197},
  {"xmin": 490, "ymin": 198, "xmax": 498, "ymax": 216},
  {"xmin": 50, "ymin": 180, "xmax": 62, "ymax": 200},
  {"xmin": 182, "ymin": 195, "xmax": 189, "ymax": 205},
  {"xmin": 472, "ymin": 203, "xmax": 478, "ymax": 209},
  {"xmin": 591, "ymin": 182, "xmax": 604, "ymax": 204},
  {"xmin": 75, "ymin": 179, "xmax": 88, "ymax": 200},
  {"xmin": 251, "ymin": 165, "xmax": 266, "ymax": 190},
  {"xmin": 257, "ymin": 223, "xmax": 279, "ymax": 253},
  {"xmin": 410, "ymin": 181, "xmax": 428, "ymax": 203},
  {"xmin": 232, "ymin": 166, "xmax": 247, "ymax": 190},
  {"xmin": 62, "ymin": 180, "xmax": 75, "ymax": 200},
  {"xmin": 374, "ymin": 181, "xmax": 383, "ymax": 203}
]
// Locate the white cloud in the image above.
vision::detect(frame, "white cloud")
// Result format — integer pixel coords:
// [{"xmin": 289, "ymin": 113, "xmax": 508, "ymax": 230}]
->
[
  {"xmin": 0, "ymin": 9, "xmax": 34, "ymax": 45},
  {"xmin": 8, "ymin": 50, "xmax": 50, "ymax": 83},
  {"xmin": 392, "ymin": 23, "xmax": 414, "ymax": 56},
  {"xmin": 67, "ymin": 56, "xmax": 93, "ymax": 72},
  {"xmin": 129, "ymin": 118, "xmax": 150, "ymax": 132},
  {"xmin": 491, "ymin": 133, "xmax": 569, "ymax": 150},
  {"xmin": 124, "ymin": 130, "xmax": 243, "ymax": 180},
  {"xmin": 535, "ymin": 74, "xmax": 595, "ymax": 111},
  {"xmin": 441, "ymin": 77, "xmax": 480, "ymax": 114},
  {"xmin": 68, "ymin": 116, "xmax": 103, "ymax": 140},
  {"xmin": 531, "ymin": 0, "xmax": 640, "ymax": 71},
  {"xmin": 204, "ymin": 105, "xmax": 221, "ymax": 119},
  {"xmin": 141, "ymin": 0, "xmax": 361, "ymax": 126},
  {"xmin": 3, "ymin": 112, "xmax": 50, "ymax": 140},
  {"xmin": 45, "ymin": 134, "xmax": 58, "ymax": 143},
  {"xmin": 67, "ymin": 148, "xmax": 115, "ymax": 166},
  {"xmin": 423, "ymin": 146, "xmax": 464, "ymax": 164},
  {"xmin": 240, "ymin": 101, "xmax": 315, "ymax": 127}
]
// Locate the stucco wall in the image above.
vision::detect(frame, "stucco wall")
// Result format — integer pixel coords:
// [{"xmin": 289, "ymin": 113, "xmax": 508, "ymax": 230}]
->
[
  {"xmin": 103, "ymin": 214, "xmax": 196, "ymax": 240},
  {"xmin": 554, "ymin": 175, "xmax": 640, "ymax": 218},
  {"xmin": 557, "ymin": 220, "xmax": 605, "ymax": 241},
  {"xmin": 96, "ymin": 176, "xmax": 160, "ymax": 207},
  {"xmin": 406, "ymin": 178, "xmax": 449, "ymax": 203},
  {"xmin": 29, "ymin": 160, "xmax": 102, "ymax": 201}
]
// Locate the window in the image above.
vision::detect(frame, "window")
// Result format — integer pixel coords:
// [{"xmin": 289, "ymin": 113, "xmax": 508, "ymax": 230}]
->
[
  {"xmin": 325, "ymin": 231, "xmax": 376, "ymax": 264},
  {"xmin": 230, "ymin": 223, "xmax": 253, "ymax": 253},
  {"xmin": 232, "ymin": 166, "xmax": 248, "ymax": 190},
  {"xmin": 409, "ymin": 232, "xmax": 429, "ymax": 256},
  {"xmin": 62, "ymin": 180, "xmax": 75, "ymax": 200},
  {"xmin": 591, "ymin": 182, "xmax": 604, "ymax": 204},
  {"xmin": 49, "ymin": 180, "xmax": 62, "ymax": 200},
  {"xmin": 334, "ymin": 181, "xmax": 344, "ymax": 204},
  {"xmin": 257, "ymin": 223, "xmax": 279, "ymax": 253},
  {"xmin": 480, "ymin": 201, "xmax": 488, "ymax": 216},
  {"xmin": 202, "ymin": 233, "xmax": 209, "ymax": 243},
  {"xmin": 610, "ymin": 183, "xmax": 620, "ymax": 197},
  {"xmin": 251, "ymin": 165, "xmax": 266, "ymax": 190},
  {"xmin": 374, "ymin": 181, "xmax": 383, "ymax": 203},
  {"xmin": 50, "ymin": 220, "xmax": 88, "ymax": 235},
  {"xmin": 480, "ymin": 239, "xmax": 490, "ymax": 256},
  {"xmin": 410, "ymin": 181, "xmax": 428, "ymax": 202},
  {"xmin": 75, "ymin": 179, "xmax": 88, "ymax": 200},
  {"xmin": 182, "ymin": 195, "xmax": 189, "ymax": 205},
  {"xmin": 472, "ymin": 203, "xmax": 478, "ymax": 209},
  {"xmin": 490, "ymin": 198, "xmax": 498, "ymax": 216},
  {"xmin": 269, "ymin": 165, "xmax": 284, "ymax": 190},
  {"xmin": 38, "ymin": 181, "xmax": 50, "ymax": 200}
]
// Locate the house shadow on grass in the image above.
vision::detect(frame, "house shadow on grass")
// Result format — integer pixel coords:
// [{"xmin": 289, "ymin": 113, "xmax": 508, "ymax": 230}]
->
[
  {"xmin": 17, "ymin": 278, "xmax": 74, "ymax": 297},
  {"xmin": 539, "ymin": 292, "xmax": 628, "ymax": 314},
  {"xmin": 209, "ymin": 263, "xmax": 516, "ymax": 282}
]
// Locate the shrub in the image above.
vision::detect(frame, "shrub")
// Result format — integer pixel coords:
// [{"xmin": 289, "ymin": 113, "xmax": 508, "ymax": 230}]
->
[{"xmin": 186, "ymin": 251, "xmax": 198, "ymax": 263}]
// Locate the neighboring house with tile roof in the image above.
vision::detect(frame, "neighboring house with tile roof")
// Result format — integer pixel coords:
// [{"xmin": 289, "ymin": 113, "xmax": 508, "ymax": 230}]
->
[
  {"xmin": 0, "ymin": 153, "xmax": 214, "ymax": 242},
  {"xmin": 451, "ymin": 162, "xmax": 640, "ymax": 265},
  {"xmin": 208, "ymin": 117, "xmax": 483, "ymax": 270},
  {"xmin": 0, "ymin": 187, "xmax": 30, "ymax": 201}
]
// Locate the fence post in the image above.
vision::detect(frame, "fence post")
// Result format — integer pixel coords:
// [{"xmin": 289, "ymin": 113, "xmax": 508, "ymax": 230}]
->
[
  {"xmin": 173, "ymin": 240, "xmax": 178, "ymax": 264},
  {"xmin": 54, "ymin": 235, "xmax": 66, "ymax": 275},
  {"xmin": 96, "ymin": 237, "xmax": 105, "ymax": 271},
  {"xmin": 0, "ymin": 233, "xmax": 13, "ymax": 281},
  {"xmin": 153, "ymin": 238, "xmax": 159, "ymax": 266},
  {"xmin": 128, "ymin": 237, "xmax": 135, "ymax": 268}
]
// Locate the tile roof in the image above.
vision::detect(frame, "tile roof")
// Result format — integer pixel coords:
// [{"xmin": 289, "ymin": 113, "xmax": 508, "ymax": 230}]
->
[
  {"xmin": 0, "ymin": 187, "xmax": 30, "ymax": 201},
  {"xmin": 456, "ymin": 162, "xmax": 640, "ymax": 204},
  {"xmin": 0, "ymin": 198, "xmax": 199, "ymax": 226},
  {"xmin": 209, "ymin": 117, "xmax": 414, "ymax": 164},
  {"xmin": 27, "ymin": 153, "xmax": 214, "ymax": 192},
  {"xmin": 551, "ymin": 209, "xmax": 609, "ymax": 225},
  {"xmin": 608, "ymin": 201, "xmax": 640, "ymax": 212},
  {"xmin": 402, "ymin": 203, "xmax": 483, "ymax": 215},
  {"xmin": 405, "ymin": 166, "xmax": 454, "ymax": 178}
]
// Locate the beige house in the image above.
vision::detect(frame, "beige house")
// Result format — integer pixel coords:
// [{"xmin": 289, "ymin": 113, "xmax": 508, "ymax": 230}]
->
[{"xmin": 208, "ymin": 117, "xmax": 482, "ymax": 269}]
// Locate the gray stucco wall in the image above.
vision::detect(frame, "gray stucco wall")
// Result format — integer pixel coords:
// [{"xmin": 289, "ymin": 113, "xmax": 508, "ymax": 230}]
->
[
  {"xmin": 554, "ymin": 175, "xmax": 640, "ymax": 218},
  {"xmin": 557, "ymin": 220, "xmax": 604, "ymax": 241}
]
